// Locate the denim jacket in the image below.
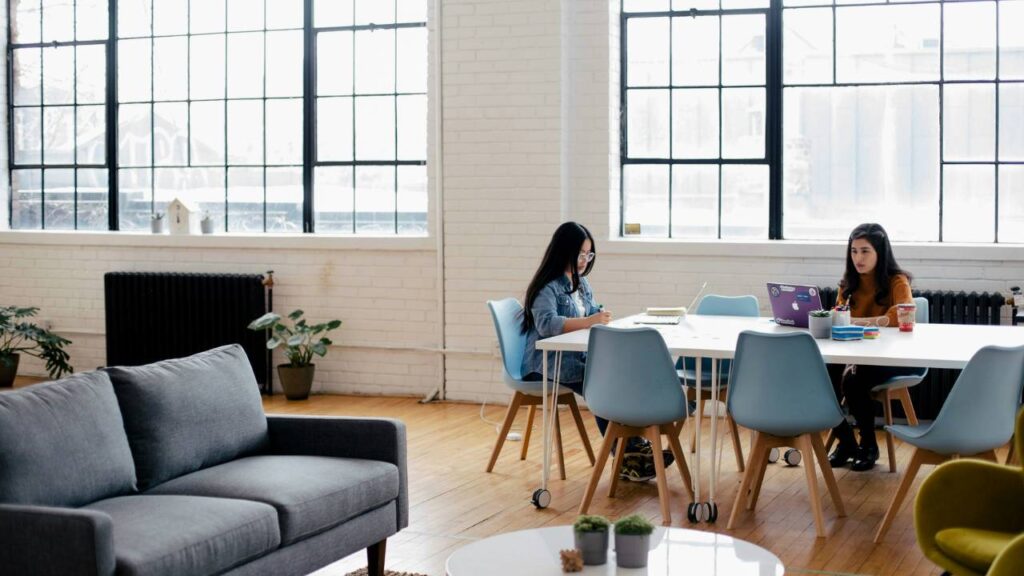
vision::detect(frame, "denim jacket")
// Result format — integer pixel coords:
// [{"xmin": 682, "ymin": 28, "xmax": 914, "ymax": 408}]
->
[{"xmin": 521, "ymin": 275, "xmax": 599, "ymax": 384}]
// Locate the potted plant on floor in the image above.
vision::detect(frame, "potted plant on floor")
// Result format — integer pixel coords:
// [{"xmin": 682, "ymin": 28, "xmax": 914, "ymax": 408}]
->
[
  {"xmin": 248, "ymin": 309, "xmax": 341, "ymax": 400},
  {"xmin": 0, "ymin": 306, "xmax": 73, "ymax": 387},
  {"xmin": 614, "ymin": 514, "xmax": 655, "ymax": 568},
  {"xmin": 573, "ymin": 514, "xmax": 610, "ymax": 565}
]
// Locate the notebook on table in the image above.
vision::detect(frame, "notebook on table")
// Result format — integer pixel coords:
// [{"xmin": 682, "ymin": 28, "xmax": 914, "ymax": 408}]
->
[{"xmin": 767, "ymin": 283, "xmax": 823, "ymax": 328}]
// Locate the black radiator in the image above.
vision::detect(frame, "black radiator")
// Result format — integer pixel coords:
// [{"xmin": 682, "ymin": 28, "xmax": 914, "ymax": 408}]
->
[
  {"xmin": 105, "ymin": 272, "xmax": 272, "ymax": 394},
  {"xmin": 818, "ymin": 286, "xmax": 1005, "ymax": 420}
]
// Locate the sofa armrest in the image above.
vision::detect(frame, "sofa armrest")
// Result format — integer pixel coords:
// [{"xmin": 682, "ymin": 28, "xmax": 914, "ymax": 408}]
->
[
  {"xmin": 0, "ymin": 504, "xmax": 115, "ymax": 576},
  {"xmin": 991, "ymin": 532, "xmax": 1024, "ymax": 576},
  {"xmin": 266, "ymin": 415, "xmax": 408, "ymax": 530}
]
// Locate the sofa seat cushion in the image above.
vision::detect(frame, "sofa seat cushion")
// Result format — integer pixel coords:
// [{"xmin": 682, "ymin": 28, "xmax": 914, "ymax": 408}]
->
[
  {"xmin": 85, "ymin": 494, "xmax": 280, "ymax": 576},
  {"xmin": 935, "ymin": 527, "xmax": 1017, "ymax": 574},
  {"xmin": 146, "ymin": 455, "xmax": 399, "ymax": 545}
]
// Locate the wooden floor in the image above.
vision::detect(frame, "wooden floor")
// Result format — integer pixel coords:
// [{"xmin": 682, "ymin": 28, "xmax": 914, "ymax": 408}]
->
[{"xmin": 263, "ymin": 394, "xmax": 980, "ymax": 576}]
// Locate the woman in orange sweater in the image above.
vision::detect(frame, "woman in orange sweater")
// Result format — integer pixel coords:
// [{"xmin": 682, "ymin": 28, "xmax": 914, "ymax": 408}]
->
[{"xmin": 827, "ymin": 223, "xmax": 917, "ymax": 471}]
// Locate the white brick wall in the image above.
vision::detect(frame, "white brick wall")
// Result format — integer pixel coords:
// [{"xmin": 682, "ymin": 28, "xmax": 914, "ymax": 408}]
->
[{"xmin": 2, "ymin": 1, "xmax": 1024, "ymax": 403}]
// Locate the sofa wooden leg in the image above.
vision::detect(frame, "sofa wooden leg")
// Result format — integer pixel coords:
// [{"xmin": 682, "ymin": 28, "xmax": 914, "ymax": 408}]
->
[{"xmin": 367, "ymin": 539, "xmax": 387, "ymax": 576}]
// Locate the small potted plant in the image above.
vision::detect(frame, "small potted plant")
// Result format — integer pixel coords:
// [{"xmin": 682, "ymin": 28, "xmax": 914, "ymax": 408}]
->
[
  {"xmin": 247, "ymin": 310, "xmax": 341, "ymax": 400},
  {"xmin": 151, "ymin": 212, "xmax": 166, "ymax": 234},
  {"xmin": 0, "ymin": 306, "xmax": 73, "ymax": 387},
  {"xmin": 573, "ymin": 514, "xmax": 610, "ymax": 565},
  {"xmin": 200, "ymin": 212, "xmax": 216, "ymax": 235},
  {"xmin": 613, "ymin": 514, "xmax": 654, "ymax": 569},
  {"xmin": 808, "ymin": 309, "xmax": 832, "ymax": 339}
]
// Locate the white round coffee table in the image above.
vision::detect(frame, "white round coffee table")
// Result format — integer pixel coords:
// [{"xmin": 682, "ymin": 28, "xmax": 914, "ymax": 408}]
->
[{"xmin": 445, "ymin": 525, "xmax": 784, "ymax": 575}]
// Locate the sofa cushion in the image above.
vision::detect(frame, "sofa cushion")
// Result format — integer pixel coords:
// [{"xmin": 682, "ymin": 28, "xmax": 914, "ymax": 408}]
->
[
  {"xmin": 85, "ymin": 494, "xmax": 280, "ymax": 576},
  {"xmin": 935, "ymin": 527, "xmax": 1016, "ymax": 574},
  {"xmin": 146, "ymin": 455, "xmax": 400, "ymax": 545},
  {"xmin": 0, "ymin": 371, "xmax": 136, "ymax": 507},
  {"xmin": 105, "ymin": 344, "xmax": 269, "ymax": 489}
]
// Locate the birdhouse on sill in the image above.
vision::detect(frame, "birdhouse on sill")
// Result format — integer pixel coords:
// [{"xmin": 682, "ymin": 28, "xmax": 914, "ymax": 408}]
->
[{"xmin": 168, "ymin": 198, "xmax": 202, "ymax": 235}]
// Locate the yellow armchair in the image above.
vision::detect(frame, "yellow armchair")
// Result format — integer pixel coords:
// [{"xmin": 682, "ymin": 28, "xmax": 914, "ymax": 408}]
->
[{"xmin": 915, "ymin": 409, "xmax": 1024, "ymax": 576}]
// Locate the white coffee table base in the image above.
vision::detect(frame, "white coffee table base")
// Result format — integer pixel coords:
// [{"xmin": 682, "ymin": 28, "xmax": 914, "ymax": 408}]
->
[{"xmin": 445, "ymin": 526, "xmax": 785, "ymax": 575}]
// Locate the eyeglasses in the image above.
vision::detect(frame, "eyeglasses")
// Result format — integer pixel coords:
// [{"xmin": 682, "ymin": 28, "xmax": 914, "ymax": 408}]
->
[{"xmin": 577, "ymin": 252, "xmax": 595, "ymax": 263}]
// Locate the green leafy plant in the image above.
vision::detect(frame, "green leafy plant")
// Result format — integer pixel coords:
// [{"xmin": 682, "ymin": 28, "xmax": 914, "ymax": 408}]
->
[
  {"xmin": 809, "ymin": 309, "xmax": 832, "ymax": 318},
  {"xmin": 247, "ymin": 309, "xmax": 341, "ymax": 367},
  {"xmin": 574, "ymin": 514, "xmax": 610, "ymax": 533},
  {"xmin": 0, "ymin": 306, "xmax": 73, "ymax": 378},
  {"xmin": 614, "ymin": 514, "xmax": 655, "ymax": 536}
]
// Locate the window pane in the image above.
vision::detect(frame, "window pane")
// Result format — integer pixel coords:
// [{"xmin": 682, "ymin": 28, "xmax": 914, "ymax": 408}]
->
[
  {"xmin": 227, "ymin": 167, "xmax": 262, "ymax": 232},
  {"xmin": 266, "ymin": 31, "xmax": 303, "ymax": 97},
  {"xmin": 998, "ymin": 166, "xmax": 1024, "ymax": 243},
  {"xmin": 228, "ymin": 33, "xmax": 264, "ymax": 99},
  {"xmin": 266, "ymin": 99, "xmax": 303, "ymax": 165},
  {"xmin": 315, "ymin": 0, "xmax": 353, "ymax": 27},
  {"xmin": 623, "ymin": 165, "xmax": 669, "ymax": 237},
  {"xmin": 355, "ymin": 166, "xmax": 396, "ymax": 234},
  {"xmin": 721, "ymin": 164, "xmax": 768, "ymax": 239},
  {"xmin": 317, "ymin": 31, "xmax": 354, "ymax": 96},
  {"xmin": 627, "ymin": 17, "xmax": 669, "ymax": 87},
  {"xmin": 1001, "ymin": 0, "xmax": 1024, "ymax": 80},
  {"xmin": 154, "ymin": 37, "xmax": 188, "ymax": 101},
  {"xmin": 154, "ymin": 167, "xmax": 226, "ymax": 216},
  {"xmin": 228, "ymin": 0, "xmax": 263, "ymax": 31},
  {"xmin": 14, "ymin": 108, "xmax": 42, "ymax": 165},
  {"xmin": 396, "ymin": 0, "xmax": 427, "ymax": 24},
  {"xmin": 315, "ymin": 166, "xmax": 354, "ymax": 233},
  {"xmin": 397, "ymin": 27, "xmax": 427, "ymax": 93},
  {"xmin": 42, "ymin": 0, "xmax": 74, "ymax": 43},
  {"xmin": 12, "ymin": 170, "xmax": 43, "ymax": 229},
  {"xmin": 14, "ymin": 48, "xmax": 41, "ymax": 106},
  {"xmin": 397, "ymin": 95, "xmax": 426, "ymax": 161},
  {"xmin": 44, "ymin": 106, "xmax": 75, "ymax": 164},
  {"xmin": 722, "ymin": 88, "xmax": 765, "ymax": 159},
  {"xmin": 671, "ymin": 165, "xmax": 718, "ymax": 239},
  {"xmin": 12, "ymin": 0, "xmax": 42, "ymax": 44},
  {"xmin": 783, "ymin": 86, "xmax": 940, "ymax": 241},
  {"xmin": 397, "ymin": 165, "xmax": 427, "ymax": 235},
  {"xmin": 722, "ymin": 14, "xmax": 766, "ymax": 86},
  {"xmin": 227, "ymin": 100, "xmax": 264, "ymax": 165},
  {"xmin": 944, "ymin": 1, "xmax": 996, "ymax": 81},
  {"xmin": 943, "ymin": 165, "xmax": 995, "ymax": 243},
  {"xmin": 191, "ymin": 0, "xmax": 226, "ymax": 34},
  {"xmin": 355, "ymin": 0, "xmax": 393, "ymax": 25},
  {"xmin": 354, "ymin": 29, "xmax": 395, "ymax": 94},
  {"xmin": 267, "ymin": 0, "xmax": 303, "ymax": 30},
  {"xmin": 266, "ymin": 167, "xmax": 302, "ymax": 232},
  {"xmin": 624, "ymin": 0, "xmax": 668, "ymax": 12},
  {"xmin": 672, "ymin": 0, "xmax": 717, "ymax": 9},
  {"xmin": 76, "ymin": 45, "xmax": 106, "ymax": 105},
  {"xmin": 672, "ymin": 16, "xmax": 718, "ymax": 86},
  {"xmin": 190, "ymin": 101, "xmax": 226, "ymax": 164},
  {"xmin": 119, "ymin": 168, "xmax": 153, "ymax": 230},
  {"xmin": 118, "ymin": 39, "xmax": 152, "ymax": 102},
  {"xmin": 153, "ymin": 0, "xmax": 188, "ymax": 36},
  {"xmin": 783, "ymin": 8, "xmax": 832, "ymax": 85},
  {"xmin": 627, "ymin": 89, "xmax": 669, "ymax": 158},
  {"xmin": 355, "ymin": 96, "xmax": 395, "ymax": 160},
  {"xmin": 317, "ymin": 97, "xmax": 354, "ymax": 161},
  {"xmin": 153, "ymin": 102, "xmax": 188, "ymax": 165},
  {"xmin": 77, "ymin": 0, "xmax": 108, "ymax": 41},
  {"xmin": 672, "ymin": 88, "xmax": 718, "ymax": 159},
  {"xmin": 118, "ymin": 0, "xmax": 151, "ymax": 37},
  {"xmin": 190, "ymin": 35, "xmax": 226, "ymax": 100},
  {"xmin": 836, "ymin": 4, "xmax": 940, "ymax": 83},
  {"xmin": 44, "ymin": 169, "xmax": 75, "ymax": 229},
  {"xmin": 118, "ymin": 103, "xmax": 152, "ymax": 166},
  {"xmin": 76, "ymin": 105, "xmax": 105, "ymax": 164},
  {"xmin": 1000, "ymin": 83, "xmax": 1024, "ymax": 161},
  {"xmin": 77, "ymin": 169, "xmax": 109, "ymax": 230},
  {"xmin": 943, "ymin": 84, "xmax": 995, "ymax": 162},
  {"xmin": 43, "ymin": 46, "xmax": 74, "ymax": 105}
]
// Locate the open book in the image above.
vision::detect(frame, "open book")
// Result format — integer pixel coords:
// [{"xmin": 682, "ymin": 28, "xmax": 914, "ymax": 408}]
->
[{"xmin": 645, "ymin": 307, "xmax": 687, "ymax": 317}]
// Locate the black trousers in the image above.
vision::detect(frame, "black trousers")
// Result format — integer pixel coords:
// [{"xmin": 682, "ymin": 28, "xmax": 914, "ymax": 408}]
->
[{"xmin": 827, "ymin": 363, "xmax": 921, "ymax": 447}]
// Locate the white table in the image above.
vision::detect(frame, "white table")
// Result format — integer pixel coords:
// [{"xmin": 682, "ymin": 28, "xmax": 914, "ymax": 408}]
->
[
  {"xmin": 445, "ymin": 525, "xmax": 784, "ymax": 575},
  {"xmin": 535, "ymin": 315, "xmax": 1024, "ymax": 516}
]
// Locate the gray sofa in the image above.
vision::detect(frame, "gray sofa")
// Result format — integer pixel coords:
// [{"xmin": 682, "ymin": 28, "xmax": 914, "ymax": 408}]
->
[{"xmin": 0, "ymin": 345, "xmax": 407, "ymax": 576}]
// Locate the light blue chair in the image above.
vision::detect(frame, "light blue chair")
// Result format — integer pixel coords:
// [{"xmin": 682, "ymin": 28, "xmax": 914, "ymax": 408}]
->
[
  {"xmin": 577, "ymin": 326, "xmax": 694, "ymax": 525},
  {"xmin": 485, "ymin": 299, "xmax": 595, "ymax": 479},
  {"xmin": 725, "ymin": 331, "xmax": 847, "ymax": 538},
  {"xmin": 874, "ymin": 344, "xmax": 1024, "ymax": 543},
  {"xmin": 677, "ymin": 294, "xmax": 759, "ymax": 471}
]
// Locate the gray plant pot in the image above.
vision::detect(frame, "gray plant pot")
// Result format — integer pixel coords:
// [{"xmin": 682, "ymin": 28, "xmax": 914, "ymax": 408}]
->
[
  {"xmin": 808, "ymin": 314, "xmax": 832, "ymax": 339},
  {"xmin": 614, "ymin": 533, "xmax": 650, "ymax": 569},
  {"xmin": 151, "ymin": 218, "xmax": 166, "ymax": 234},
  {"xmin": 201, "ymin": 219, "xmax": 215, "ymax": 234},
  {"xmin": 0, "ymin": 354, "xmax": 20, "ymax": 388},
  {"xmin": 573, "ymin": 530, "xmax": 609, "ymax": 565},
  {"xmin": 277, "ymin": 364, "xmax": 315, "ymax": 400}
]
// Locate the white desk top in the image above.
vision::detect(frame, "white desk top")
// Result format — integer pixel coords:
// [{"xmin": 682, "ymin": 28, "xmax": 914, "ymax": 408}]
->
[
  {"xmin": 537, "ymin": 315, "xmax": 1024, "ymax": 369},
  {"xmin": 445, "ymin": 526, "xmax": 784, "ymax": 576}
]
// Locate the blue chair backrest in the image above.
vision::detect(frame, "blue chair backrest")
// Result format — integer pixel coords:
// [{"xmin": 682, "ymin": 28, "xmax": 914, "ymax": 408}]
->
[
  {"xmin": 583, "ymin": 326, "xmax": 687, "ymax": 427},
  {"xmin": 487, "ymin": 298, "xmax": 526, "ymax": 383},
  {"xmin": 727, "ymin": 331, "xmax": 844, "ymax": 437},
  {"xmin": 678, "ymin": 294, "xmax": 760, "ymax": 375},
  {"xmin": 926, "ymin": 345, "xmax": 1024, "ymax": 455},
  {"xmin": 914, "ymin": 296, "xmax": 929, "ymax": 324}
]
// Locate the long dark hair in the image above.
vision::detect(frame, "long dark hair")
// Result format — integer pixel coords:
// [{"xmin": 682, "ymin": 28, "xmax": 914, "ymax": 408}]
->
[
  {"xmin": 840, "ymin": 223, "xmax": 912, "ymax": 307},
  {"xmin": 521, "ymin": 222, "xmax": 595, "ymax": 333}
]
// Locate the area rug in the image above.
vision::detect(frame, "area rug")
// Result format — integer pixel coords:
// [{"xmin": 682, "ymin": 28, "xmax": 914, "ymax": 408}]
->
[{"xmin": 344, "ymin": 568, "xmax": 429, "ymax": 576}]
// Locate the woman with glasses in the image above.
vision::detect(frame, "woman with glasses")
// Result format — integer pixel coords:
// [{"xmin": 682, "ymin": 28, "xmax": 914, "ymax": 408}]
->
[{"xmin": 519, "ymin": 221, "xmax": 670, "ymax": 482}]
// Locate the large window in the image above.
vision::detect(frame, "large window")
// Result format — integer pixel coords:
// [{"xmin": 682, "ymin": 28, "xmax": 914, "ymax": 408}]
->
[
  {"xmin": 622, "ymin": 0, "xmax": 1024, "ymax": 242},
  {"xmin": 7, "ymin": 0, "xmax": 428, "ymax": 234}
]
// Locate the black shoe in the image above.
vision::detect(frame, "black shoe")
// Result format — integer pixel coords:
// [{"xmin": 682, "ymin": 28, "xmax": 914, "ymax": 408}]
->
[
  {"xmin": 851, "ymin": 444, "xmax": 879, "ymax": 472},
  {"xmin": 828, "ymin": 443, "xmax": 857, "ymax": 468}
]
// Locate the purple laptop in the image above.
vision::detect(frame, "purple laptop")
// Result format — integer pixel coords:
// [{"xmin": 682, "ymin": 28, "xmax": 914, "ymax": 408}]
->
[{"xmin": 767, "ymin": 283, "xmax": 823, "ymax": 328}]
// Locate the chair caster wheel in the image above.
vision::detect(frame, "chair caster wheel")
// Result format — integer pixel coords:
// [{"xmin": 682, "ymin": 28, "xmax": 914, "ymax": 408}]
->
[
  {"xmin": 687, "ymin": 502, "xmax": 714, "ymax": 523},
  {"xmin": 783, "ymin": 448, "xmax": 802, "ymax": 466},
  {"xmin": 767, "ymin": 447, "xmax": 780, "ymax": 463},
  {"xmin": 531, "ymin": 489, "xmax": 550, "ymax": 509},
  {"xmin": 707, "ymin": 502, "xmax": 718, "ymax": 523}
]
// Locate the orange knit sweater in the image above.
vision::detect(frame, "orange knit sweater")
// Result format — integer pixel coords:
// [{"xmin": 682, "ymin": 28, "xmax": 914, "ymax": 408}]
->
[{"xmin": 836, "ymin": 273, "xmax": 912, "ymax": 327}]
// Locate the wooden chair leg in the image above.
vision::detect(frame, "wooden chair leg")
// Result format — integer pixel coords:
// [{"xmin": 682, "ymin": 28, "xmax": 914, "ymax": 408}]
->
[
  {"xmin": 486, "ymin": 392, "xmax": 523, "ymax": 472},
  {"xmin": 646, "ymin": 425, "xmax": 672, "ymax": 525},
  {"xmin": 883, "ymin": 391, "xmax": 897, "ymax": 473},
  {"xmin": 728, "ymin": 432, "xmax": 765, "ymax": 530},
  {"xmin": 566, "ymin": 394, "xmax": 596, "ymax": 465},
  {"xmin": 897, "ymin": 387, "xmax": 919, "ymax": 426},
  {"xmin": 580, "ymin": 422, "xmax": 618, "ymax": 515},
  {"xmin": 974, "ymin": 449, "xmax": 999, "ymax": 463},
  {"xmin": 874, "ymin": 448, "xmax": 928, "ymax": 543},
  {"xmin": 520, "ymin": 404, "xmax": 536, "ymax": 461},
  {"xmin": 728, "ymin": 415, "xmax": 745, "ymax": 473},
  {"xmin": 554, "ymin": 404, "xmax": 566, "ymax": 481},
  {"xmin": 607, "ymin": 436, "xmax": 627, "ymax": 498},
  {"xmin": 798, "ymin": 434, "xmax": 827, "ymax": 538},
  {"xmin": 746, "ymin": 436, "xmax": 771, "ymax": 511},
  {"xmin": 367, "ymin": 539, "xmax": 386, "ymax": 576},
  {"xmin": 663, "ymin": 422, "xmax": 694, "ymax": 500},
  {"xmin": 1007, "ymin": 438, "xmax": 1018, "ymax": 465},
  {"xmin": 810, "ymin": 431, "xmax": 846, "ymax": 517}
]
